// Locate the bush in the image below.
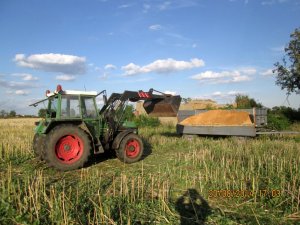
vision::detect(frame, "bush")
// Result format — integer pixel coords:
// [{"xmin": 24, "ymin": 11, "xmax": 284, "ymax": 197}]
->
[
  {"xmin": 271, "ymin": 106, "xmax": 300, "ymax": 122},
  {"xmin": 267, "ymin": 113, "xmax": 291, "ymax": 130},
  {"xmin": 267, "ymin": 106, "xmax": 300, "ymax": 130},
  {"xmin": 134, "ymin": 115, "xmax": 160, "ymax": 127},
  {"xmin": 122, "ymin": 105, "xmax": 135, "ymax": 121}
]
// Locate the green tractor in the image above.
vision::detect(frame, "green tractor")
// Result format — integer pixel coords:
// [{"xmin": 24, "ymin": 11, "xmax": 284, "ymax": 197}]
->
[{"xmin": 30, "ymin": 85, "xmax": 181, "ymax": 171}]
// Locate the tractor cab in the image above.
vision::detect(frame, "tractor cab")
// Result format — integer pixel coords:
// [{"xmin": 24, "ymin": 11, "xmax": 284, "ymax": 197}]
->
[
  {"xmin": 44, "ymin": 85, "xmax": 99, "ymax": 120},
  {"xmin": 30, "ymin": 85, "xmax": 107, "ymax": 145}
]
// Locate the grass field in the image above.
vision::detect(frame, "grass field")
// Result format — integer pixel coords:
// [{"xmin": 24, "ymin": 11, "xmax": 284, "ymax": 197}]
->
[{"xmin": 0, "ymin": 118, "xmax": 300, "ymax": 224}]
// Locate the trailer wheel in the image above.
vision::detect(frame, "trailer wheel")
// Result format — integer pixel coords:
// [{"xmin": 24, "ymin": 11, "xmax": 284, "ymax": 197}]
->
[
  {"xmin": 33, "ymin": 134, "xmax": 45, "ymax": 160},
  {"xmin": 116, "ymin": 133, "xmax": 144, "ymax": 164},
  {"xmin": 44, "ymin": 124, "xmax": 91, "ymax": 171}
]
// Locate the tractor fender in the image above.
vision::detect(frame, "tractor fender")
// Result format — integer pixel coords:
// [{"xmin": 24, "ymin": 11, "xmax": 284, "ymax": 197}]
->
[
  {"xmin": 79, "ymin": 123, "xmax": 104, "ymax": 154},
  {"xmin": 112, "ymin": 130, "xmax": 135, "ymax": 150},
  {"xmin": 44, "ymin": 120, "xmax": 82, "ymax": 134}
]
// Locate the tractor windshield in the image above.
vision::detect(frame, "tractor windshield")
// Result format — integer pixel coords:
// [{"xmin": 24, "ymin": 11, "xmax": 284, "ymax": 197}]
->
[
  {"xmin": 49, "ymin": 97, "xmax": 58, "ymax": 118},
  {"xmin": 61, "ymin": 95, "xmax": 81, "ymax": 118},
  {"xmin": 81, "ymin": 97, "xmax": 97, "ymax": 118}
]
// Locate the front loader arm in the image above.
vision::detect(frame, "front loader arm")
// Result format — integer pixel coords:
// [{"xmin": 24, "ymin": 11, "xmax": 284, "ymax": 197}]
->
[
  {"xmin": 100, "ymin": 88, "xmax": 181, "ymax": 117},
  {"xmin": 100, "ymin": 88, "xmax": 181, "ymax": 141}
]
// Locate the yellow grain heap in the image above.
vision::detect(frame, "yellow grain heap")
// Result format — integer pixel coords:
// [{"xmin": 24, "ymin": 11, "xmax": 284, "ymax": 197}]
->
[{"xmin": 180, "ymin": 110, "xmax": 253, "ymax": 126}]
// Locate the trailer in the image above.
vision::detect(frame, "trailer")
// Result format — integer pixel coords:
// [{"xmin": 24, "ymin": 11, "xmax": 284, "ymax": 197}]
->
[
  {"xmin": 176, "ymin": 109, "xmax": 299, "ymax": 137},
  {"xmin": 177, "ymin": 124, "xmax": 257, "ymax": 137}
]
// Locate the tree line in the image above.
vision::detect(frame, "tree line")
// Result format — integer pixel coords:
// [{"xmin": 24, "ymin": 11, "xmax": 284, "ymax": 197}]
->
[
  {"xmin": 0, "ymin": 110, "xmax": 16, "ymax": 118},
  {"xmin": 0, "ymin": 109, "xmax": 37, "ymax": 118}
]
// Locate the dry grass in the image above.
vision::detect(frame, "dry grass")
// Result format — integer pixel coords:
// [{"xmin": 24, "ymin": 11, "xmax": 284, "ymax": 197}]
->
[{"xmin": 0, "ymin": 118, "xmax": 299, "ymax": 224}]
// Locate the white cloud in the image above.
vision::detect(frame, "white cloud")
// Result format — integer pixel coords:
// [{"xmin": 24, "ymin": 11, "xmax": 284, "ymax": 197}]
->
[
  {"xmin": 14, "ymin": 53, "xmax": 86, "ymax": 75},
  {"xmin": 270, "ymin": 45, "xmax": 285, "ymax": 52},
  {"xmin": 240, "ymin": 68, "xmax": 257, "ymax": 75},
  {"xmin": 149, "ymin": 24, "xmax": 163, "ymax": 31},
  {"xmin": 262, "ymin": 0, "xmax": 289, "ymax": 5},
  {"xmin": 261, "ymin": 69, "xmax": 274, "ymax": 76},
  {"xmin": 104, "ymin": 77, "xmax": 154, "ymax": 84},
  {"xmin": 118, "ymin": 4, "xmax": 131, "ymax": 8},
  {"xmin": 159, "ymin": 1, "xmax": 171, "ymax": 10},
  {"xmin": 104, "ymin": 64, "xmax": 117, "ymax": 70},
  {"xmin": 122, "ymin": 63, "xmax": 141, "ymax": 76},
  {"xmin": 227, "ymin": 90, "xmax": 241, "ymax": 95},
  {"xmin": 198, "ymin": 90, "xmax": 243, "ymax": 102},
  {"xmin": 164, "ymin": 90, "xmax": 177, "ymax": 95},
  {"xmin": 211, "ymin": 91, "xmax": 240, "ymax": 98},
  {"xmin": 122, "ymin": 58, "xmax": 205, "ymax": 76},
  {"xmin": 99, "ymin": 64, "xmax": 117, "ymax": 80},
  {"xmin": 0, "ymin": 77, "xmax": 38, "ymax": 90},
  {"xmin": 232, "ymin": 75, "xmax": 252, "ymax": 82},
  {"xmin": 56, "ymin": 75, "xmax": 76, "ymax": 81},
  {"xmin": 157, "ymin": 0, "xmax": 197, "ymax": 10},
  {"xmin": 12, "ymin": 73, "xmax": 39, "ymax": 81},
  {"xmin": 15, "ymin": 90, "xmax": 29, "ymax": 96},
  {"xmin": 190, "ymin": 68, "xmax": 256, "ymax": 84},
  {"xmin": 100, "ymin": 72, "xmax": 109, "ymax": 80},
  {"xmin": 261, "ymin": 0, "xmax": 275, "ymax": 5}
]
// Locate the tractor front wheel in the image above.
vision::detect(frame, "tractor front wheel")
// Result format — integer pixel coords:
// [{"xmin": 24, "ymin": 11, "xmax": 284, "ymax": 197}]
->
[
  {"xmin": 116, "ymin": 133, "xmax": 144, "ymax": 164},
  {"xmin": 44, "ymin": 125, "xmax": 91, "ymax": 171}
]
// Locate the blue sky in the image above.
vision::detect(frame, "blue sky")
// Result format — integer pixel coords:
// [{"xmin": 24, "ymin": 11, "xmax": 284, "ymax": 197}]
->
[{"xmin": 0, "ymin": 0, "xmax": 299, "ymax": 114}]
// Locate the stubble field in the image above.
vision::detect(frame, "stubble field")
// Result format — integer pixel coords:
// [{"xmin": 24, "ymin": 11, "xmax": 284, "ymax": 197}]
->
[{"xmin": 0, "ymin": 118, "xmax": 299, "ymax": 224}]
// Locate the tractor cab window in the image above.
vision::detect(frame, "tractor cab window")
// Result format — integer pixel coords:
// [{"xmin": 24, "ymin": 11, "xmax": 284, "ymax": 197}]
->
[
  {"xmin": 81, "ymin": 97, "xmax": 97, "ymax": 118},
  {"xmin": 61, "ymin": 95, "xmax": 81, "ymax": 118},
  {"xmin": 49, "ymin": 97, "xmax": 58, "ymax": 118}
]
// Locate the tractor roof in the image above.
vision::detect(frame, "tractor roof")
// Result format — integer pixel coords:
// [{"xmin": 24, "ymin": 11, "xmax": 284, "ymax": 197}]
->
[
  {"xmin": 29, "ymin": 85, "xmax": 99, "ymax": 107},
  {"xmin": 46, "ymin": 90, "xmax": 98, "ymax": 97}
]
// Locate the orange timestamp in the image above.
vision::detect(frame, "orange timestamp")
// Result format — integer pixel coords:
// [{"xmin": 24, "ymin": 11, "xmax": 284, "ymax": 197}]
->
[{"xmin": 208, "ymin": 189, "xmax": 281, "ymax": 198}]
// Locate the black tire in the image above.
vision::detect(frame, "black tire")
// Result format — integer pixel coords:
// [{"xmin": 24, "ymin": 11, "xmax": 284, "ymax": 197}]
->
[
  {"xmin": 33, "ymin": 134, "xmax": 45, "ymax": 160},
  {"xmin": 116, "ymin": 133, "xmax": 144, "ymax": 164},
  {"xmin": 44, "ymin": 124, "xmax": 91, "ymax": 171}
]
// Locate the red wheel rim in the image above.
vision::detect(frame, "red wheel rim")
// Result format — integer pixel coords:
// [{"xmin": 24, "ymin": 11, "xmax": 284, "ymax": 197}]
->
[
  {"xmin": 55, "ymin": 134, "xmax": 84, "ymax": 164},
  {"xmin": 125, "ymin": 139, "xmax": 140, "ymax": 158}
]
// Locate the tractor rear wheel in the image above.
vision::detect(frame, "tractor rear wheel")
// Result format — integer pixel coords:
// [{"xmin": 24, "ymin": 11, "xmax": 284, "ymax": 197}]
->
[
  {"xmin": 44, "ymin": 124, "xmax": 91, "ymax": 171},
  {"xmin": 33, "ymin": 134, "xmax": 45, "ymax": 160},
  {"xmin": 116, "ymin": 133, "xmax": 144, "ymax": 163}
]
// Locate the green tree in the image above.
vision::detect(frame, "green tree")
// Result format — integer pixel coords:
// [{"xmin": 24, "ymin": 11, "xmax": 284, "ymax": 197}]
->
[
  {"xmin": 9, "ymin": 110, "xmax": 16, "ymax": 117},
  {"xmin": 38, "ymin": 108, "xmax": 47, "ymax": 118},
  {"xmin": 0, "ymin": 110, "xmax": 7, "ymax": 118},
  {"xmin": 235, "ymin": 94, "xmax": 262, "ymax": 109},
  {"xmin": 274, "ymin": 27, "xmax": 300, "ymax": 95}
]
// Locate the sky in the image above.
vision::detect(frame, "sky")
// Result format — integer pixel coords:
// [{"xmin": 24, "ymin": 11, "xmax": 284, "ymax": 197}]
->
[{"xmin": 0, "ymin": 0, "xmax": 300, "ymax": 115}]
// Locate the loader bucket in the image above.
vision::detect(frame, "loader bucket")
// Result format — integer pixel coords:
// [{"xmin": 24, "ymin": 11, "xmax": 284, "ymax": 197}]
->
[{"xmin": 143, "ymin": 95, "xmax": 181, "ymax": 117}]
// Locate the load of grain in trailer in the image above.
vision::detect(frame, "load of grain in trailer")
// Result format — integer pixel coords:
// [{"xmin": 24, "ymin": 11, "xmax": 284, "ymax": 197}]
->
[{"xmin": 180, "ymin": 110, "xmax": 253, "ymax": 126}]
